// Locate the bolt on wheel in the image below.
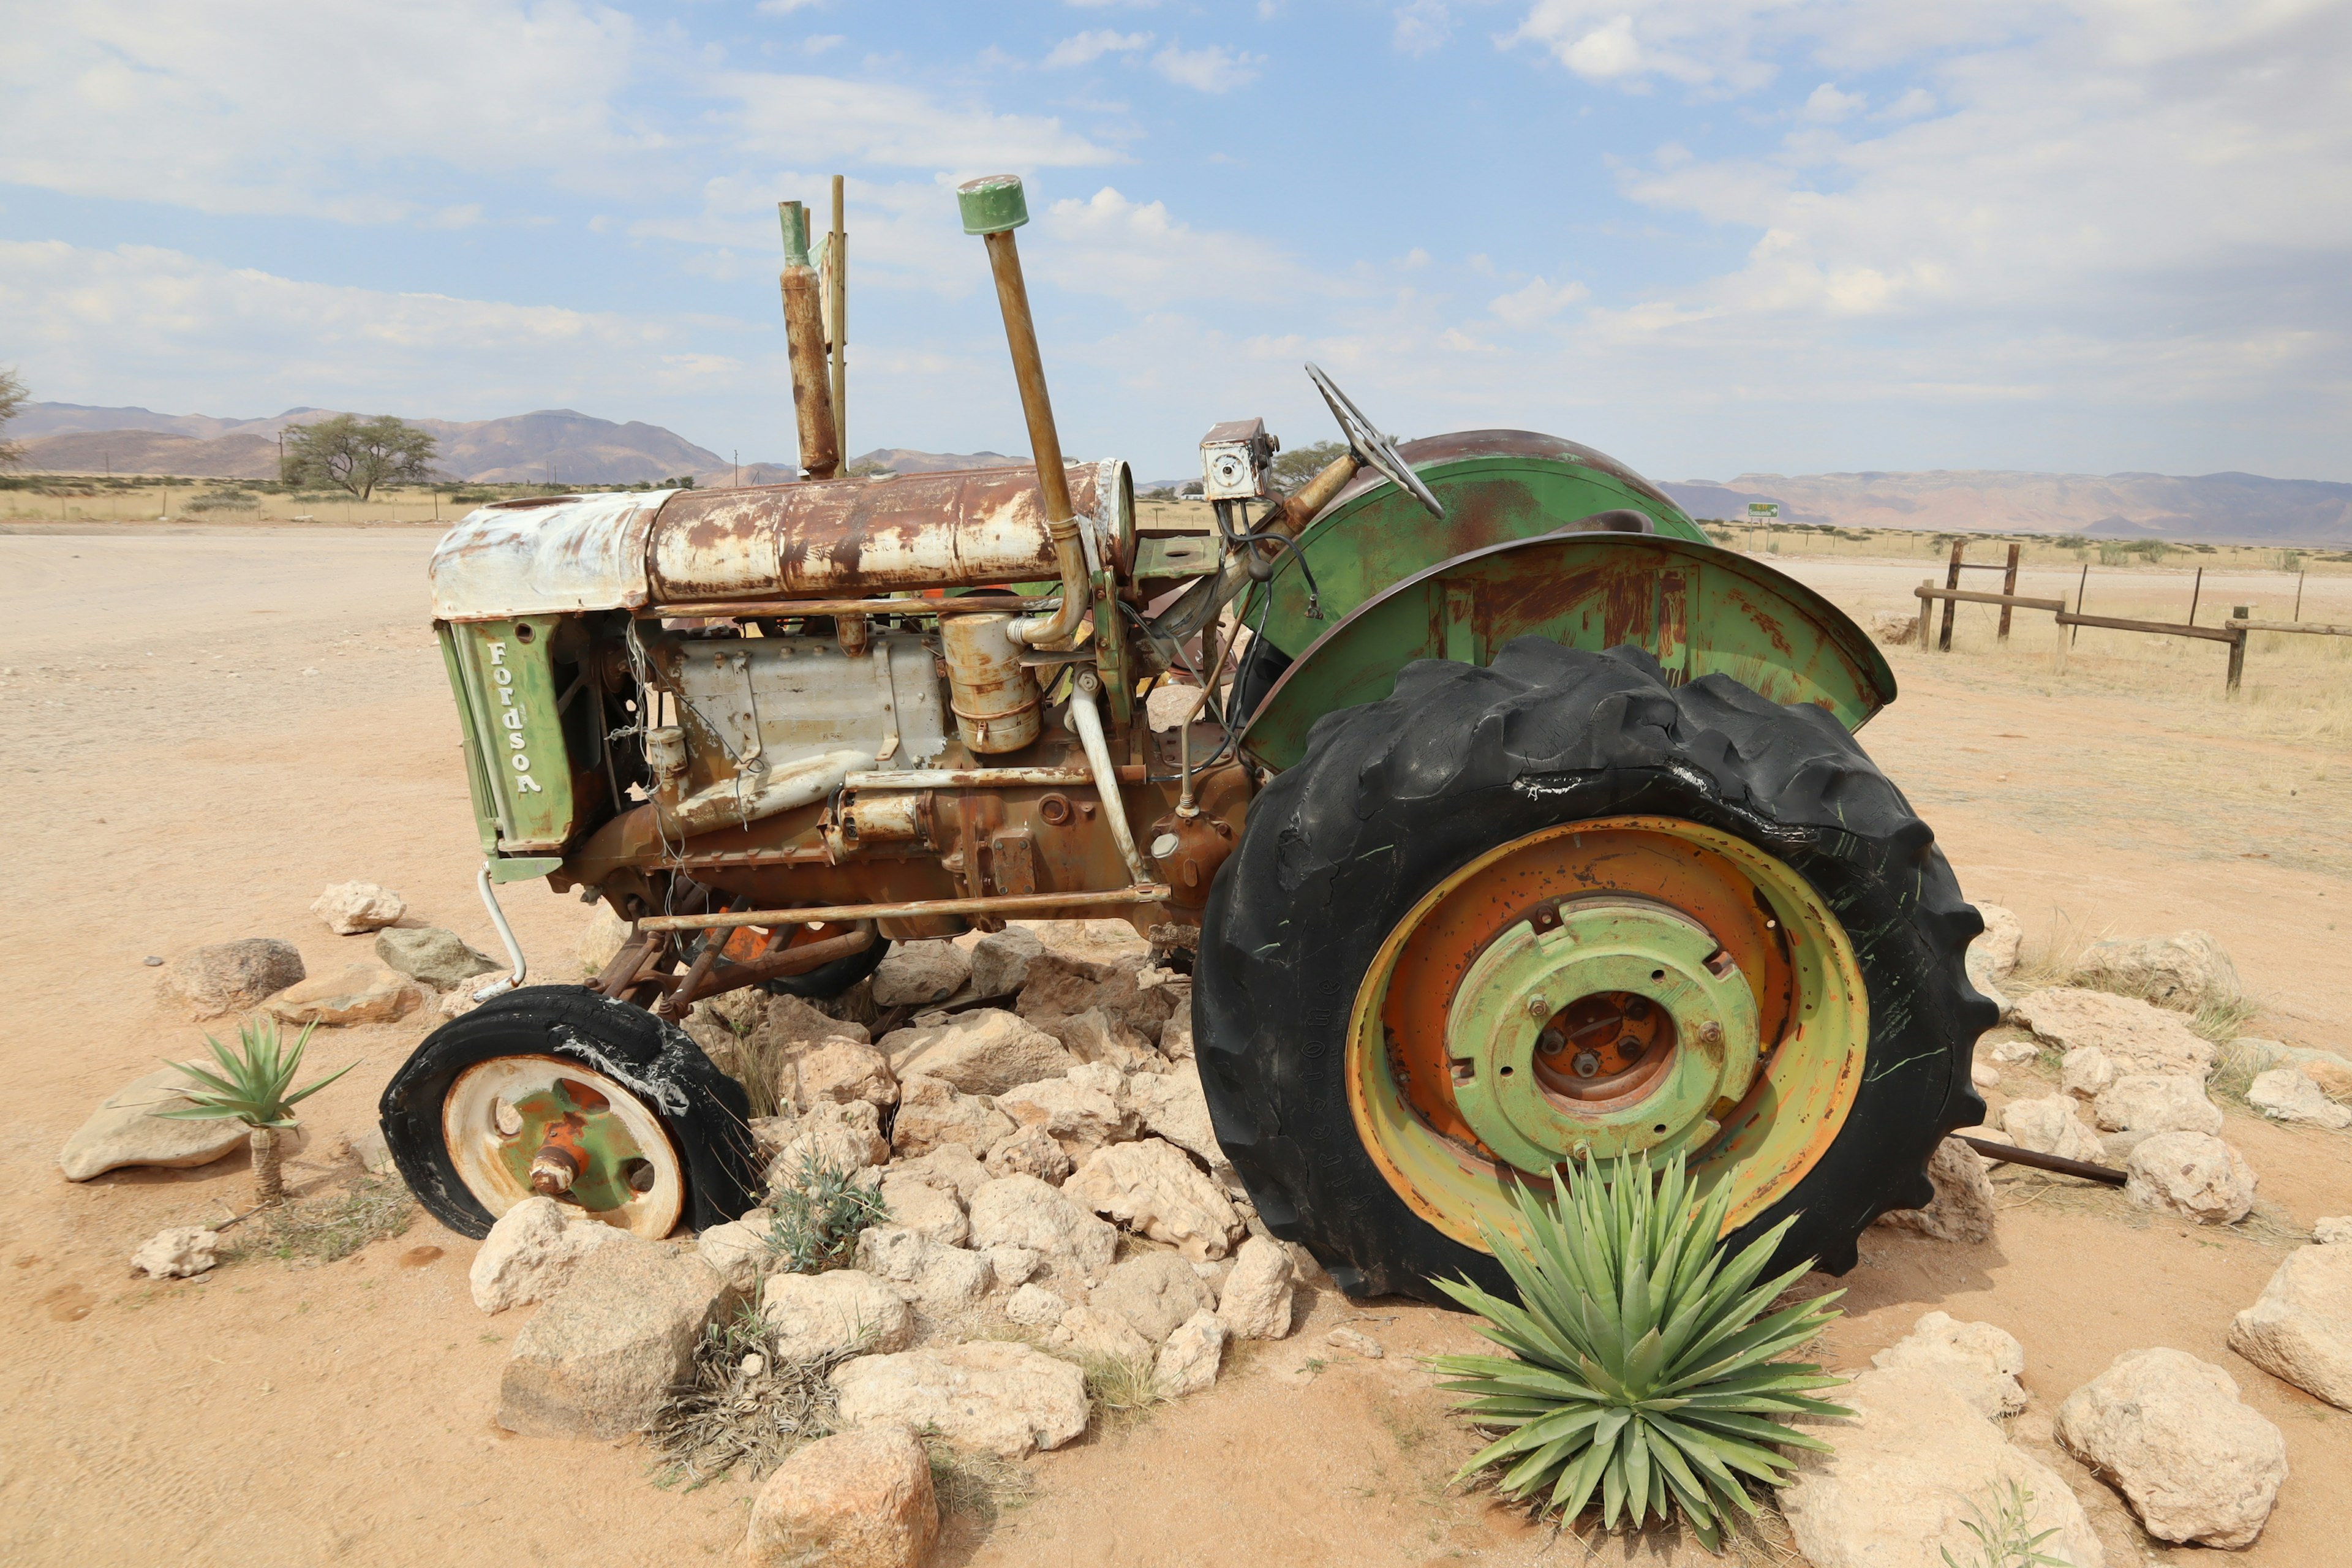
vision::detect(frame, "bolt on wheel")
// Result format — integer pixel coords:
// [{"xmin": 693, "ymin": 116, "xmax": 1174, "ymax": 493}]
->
[{"xmin": 443, "ymin": 1055, "xmax": 686, "ymax": 1237}]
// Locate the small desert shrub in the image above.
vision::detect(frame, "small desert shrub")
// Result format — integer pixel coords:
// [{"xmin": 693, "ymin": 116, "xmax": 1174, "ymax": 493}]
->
[
  {"xmin": 162, "ymin": 1019, "xmax": 353, "ymax": 1205},
  {"xmin": 927, "ymin": 1437, "xmax": 1036, "ymax": 1521},
  {"xmin": 227, "ymin": 1173, "xmax": 417, "ymax": 1265},
  {"xmin": 763, "ymin": 1152, "xmax": 889, "ymax": 1274},
  {"xmin": 1940, "ymin": 1477, "xmax": 2071, "ymax": 1567},
  {"xmin": 1433, "ymin": 1152, "xmax": 1849, "ymax": 1551},
  {"xmin": 1082, "ymin": 1351, "xmax": 1163, "ymax": 1425},
  {"xmin": 186, "ymin": 489, "xmax": 259, "ymax": 513},
  {"xmin": 650, "ymin": 1302, "xmax": 866, "ymax": 1488}
]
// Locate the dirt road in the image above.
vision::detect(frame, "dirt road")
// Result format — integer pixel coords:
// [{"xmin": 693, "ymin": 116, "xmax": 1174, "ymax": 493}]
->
[{"xmin": 2, "ymin": 528, "xmax": 2345, "ymax": 1566}]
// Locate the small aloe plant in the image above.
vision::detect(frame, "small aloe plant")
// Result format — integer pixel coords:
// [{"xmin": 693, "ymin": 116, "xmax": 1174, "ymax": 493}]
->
[
  {"xmin": 1431, "ymin": 1151, "xmax": 1850, "ymax": 1553},
  {"xmin": 161, "ymin": 1018, "xmax": 354, "ymax": 1205}
]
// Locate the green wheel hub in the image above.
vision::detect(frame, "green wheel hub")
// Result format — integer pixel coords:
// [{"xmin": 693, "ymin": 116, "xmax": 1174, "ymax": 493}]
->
[{"xmin": 1446, "ymin": 900, "xmax": 1761, "ymax": 1169}]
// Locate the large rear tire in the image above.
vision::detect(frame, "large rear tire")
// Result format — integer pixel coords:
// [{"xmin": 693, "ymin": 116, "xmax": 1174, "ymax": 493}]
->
[{"xmin": 1196, "ymin": 638, "xmax": 1992, "ymax": 1302}]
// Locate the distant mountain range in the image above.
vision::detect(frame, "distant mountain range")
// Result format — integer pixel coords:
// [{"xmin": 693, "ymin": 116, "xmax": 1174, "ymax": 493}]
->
[{"xmin": 13, "ymin": 403, "xmax": 2346, "ymax": 543}]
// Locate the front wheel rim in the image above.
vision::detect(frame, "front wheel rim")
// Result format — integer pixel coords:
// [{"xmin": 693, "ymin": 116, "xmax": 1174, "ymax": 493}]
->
[
  {"xmin": 1346, "ymin": 816, "xmax": 1868, "ymax": 1251},
  {"xmin": 442, "ymin": 1055, "xmax": 687, "ymax": 1237}
]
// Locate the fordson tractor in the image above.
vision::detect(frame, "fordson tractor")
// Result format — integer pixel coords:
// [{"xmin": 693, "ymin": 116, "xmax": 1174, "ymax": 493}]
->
[{"xmin": 381, "ymin": 174, "xmax": 1992, "ymax": 1303}]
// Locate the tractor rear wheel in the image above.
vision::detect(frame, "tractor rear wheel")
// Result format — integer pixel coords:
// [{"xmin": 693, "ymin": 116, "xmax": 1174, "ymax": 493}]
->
[
  {"xmin": 1196, "ymin": 638, "xmax": 1992, "ymax": 1302},
  {"xmin": 379, "ymin": 985, "xmax": 761, "ymax": 1240}
]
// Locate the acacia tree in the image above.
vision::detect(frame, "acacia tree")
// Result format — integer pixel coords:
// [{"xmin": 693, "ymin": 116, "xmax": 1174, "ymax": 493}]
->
[
  {"xmin": 281, "ymin": 413, "xmax": 439, "ymax": 499},
  {"xmin": 1270, "ymin": 439, "xmax": 1348, "ymax": 494},
  {"xmin": 0, "ymin": 365, "xmax": 26, "ymax": 469}
]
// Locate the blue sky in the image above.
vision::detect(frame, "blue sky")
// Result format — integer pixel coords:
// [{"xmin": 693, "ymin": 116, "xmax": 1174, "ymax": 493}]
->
[{"xmin": 4, "ymin": 1, "xmax": 2348, "ymax": 482}]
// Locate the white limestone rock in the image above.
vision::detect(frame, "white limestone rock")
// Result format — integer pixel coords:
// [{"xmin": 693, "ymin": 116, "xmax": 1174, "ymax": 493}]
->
[
  {"xmin": 831, "ymin": 1341, "xmax": 1090, "ymax": 1458},
  {"xmin": 793, "ymin": 1039, "xmax": 899, "ymax": 1114},
  {"xmin": 760, "ymin": 1268, "xmax": 918, "ymax": 1360},
  {"xmin": 1216, "ymin": 1235, "xmax": 1297, "ymax": 1340},
  {"xmin": 887, "ymin": 1074, "xmax": 1014, "ymax": 1162},
  {"xmin": 2229, "ymin": 1240, "xmax": 2352, "ymax": 1409},
  {"xmin": 1089, "ymin": 1250, "xmax": 1216, "ymax": 1345},
  {"xmin": 967, "ymin": 1174, "xmax": 1118, "ymax": 1284},
  {"xmin": 469, "ymin": 1196, "xmax": 629, "ymax": 1313},
  {"xmin": 870, "ymin": 941, "xmax": 973, "ymax": 1008},
  {"xmin": 59, "ymin": 1066, "xmax": 251, "ymax": 1180},
  {"xmin": 311, "ymin": 880, "xmax": 405, "ymax": 935},
  {"xmin": 876, "ymin": 1172, "xmax": 968, "ymax": 1247},
  {"xmin": 997, "ymin": 1073, "xmax": 1137, "ymax": 1160},
  {"xmin": 2123, "ymin": 1131, "xmax": 2255, "ymax": 1224},
  {"xmin": 2071, "ymin": 930, "xmax": 2241, "ymax": 1013},
  {"xmin": 2060, "ymin": 1045, "xmax": 2116, "ymax": 1099},
  {"xmin": 2013, "ymin": 987, "xmax": 2214, "ymax": 1078},
  {"xmin": 741, "ymin": 1423, "xmax": 938, "ymax": 1568},
  {"xmin": 2056, "ymin": 1346, "xmax": 2286, "ymax": 1548},
  {"xmin": 262, "ymin": 963, "xmax": 423, "ymax": 1027},
  {"xmin": 2248, "ymin": 1066, "xmax": 2352, "ymax": 1128},
  {"xmin": 497, "ymin": 1246, "xmax": 737, "ymax": 1439},
  {"xmin": 1051, "ymin": 1302, "xmax": 1154, "ymax": 1363},
  {"xmin": 157, "ymin": 937, "xmax": 306, "ymax": 1019},
  {"xmin": 984, "ymin": 1122, "xmax": 1075, "ymax": 1184},
  {"xmin": 1153, "ymin": 1310, "xmax": 1228, "ymax": 1398},
  {"xmin": 2000, "ymin": 1095, "xmax": 2107, "ymax": 1164},
  {"xmin": 968, "ymin": 926, "xmax": 1047, "ymax": 1000},
  {"xmin": 130, "ymin": 1226, "xmax": 222, "ymax": 1280},
  {"xmin": 881, "ymin": 1009, "xmax": 1075, "ymax": 1096},
  {"xmin": 1067, "ymin": 1137, "xmax": 1245, "ymax": 1262},
  {"xmin": 1869, "ymin": 1312, "xmax": 2027, "ymax": 1418},
  {"xmin": 2091, "ymin": 1073, "xmax": 2222, "ymax": 1136},
  {"xmin": 1872, "ymin": 1137, "xmax": 1996, "ymax": 1245},
  {"xmin": 1005, "ymin": 1283, "xmax": 1069, "ymax": 1327}
]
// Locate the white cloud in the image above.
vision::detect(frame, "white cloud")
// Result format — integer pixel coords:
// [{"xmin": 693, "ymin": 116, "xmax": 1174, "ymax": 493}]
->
[
  {"xmin": 1393, "ymin": 1, "xmax": 1452, "ymax": 57},
  {"xmin": 1490, "ymin": 276, "xmax": 1590, "ymax": 326},
  {"xmin": 1036, "ymin": 187, "xmax": 1322, "ymax": 307},
  {"xmin": 1801, "ymin": 82, "xmax": 1864, "ymax": 122},
  {"xmin": 717, "ymin": 74, "xmax": 1121, "ymax": 167},
  {"xmin": 804, "ymin": 34, "xmax": 846, "ymax": 55},
  {"xmin": 1044, "ymin": 29, "xmax": 1155, "ymax": 68},
  {"xmin": 1503, "ymin": 1, "xmax": 2037, "ymax": 94},
  {"xmin": 1152, "ymin": 43, "xmax": 1265, "ymax": 92},
  {"xmin": 755, "ymin": 0, "xmax": 823, "ymax": 12}
]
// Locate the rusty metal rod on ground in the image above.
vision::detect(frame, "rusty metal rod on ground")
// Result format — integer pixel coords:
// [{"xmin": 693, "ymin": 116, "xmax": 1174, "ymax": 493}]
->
[
  {"xmin": 779, "ymin": 200, "xmax": 842, "ymax": 480},
  {"xmin": 1958, "ymin": 1134, "xmax": 2127, "ymax": 1187},
  {"xmin": 639, "ymin": 884, "xmax": 1171, "ymax": 933}
]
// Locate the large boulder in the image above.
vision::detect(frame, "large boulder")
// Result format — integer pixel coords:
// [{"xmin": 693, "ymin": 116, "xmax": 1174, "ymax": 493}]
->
[
  {"xmin": 497, "ymin": 1247, "xmax": 739, "ymax": 1439},
  {"xmin": 1053, "ymin": 1008, "xmax": 1162, "ymax": 1074},
  {"xmin": 263, "ymin": 963, "xmax": 423, "ymax": 1026},
  {"xmin": 1153, "ymin": 1310, "xmax": 1229, "ymax": 1398},
  {"xmin": 1215, "ymin": 1235, "xmax": 1297, "ymax": 1340},
  {"xmin": 968, "ymin": 1174, "xmax": 1118, "ymax": 1284},
  {"xmin": 373, "ymin": 925, "xmax": 498, "ymax": 990},
  {"xmin": 875, "ymin": 1171, "xmax": 968, "ymax": 1247},
  {"xmin": 853, "ymin": 1226, "xmax": 992, "ymax": 1308},
  {"xmin": 1969, "ymin": 903, "xmax": 2024, "ymax": 984},
  {"xmin": 2055, "ymin": 1347, "xmax": 2286, "ymax": 1548},
  {"xmin": 889, "ymin": 1074, "xmax": 1014, "ymax": 1161},
  {"xmin": 157, "ymin": 937, "xmax": 306, "ymax": 1019},
  {"xmin": 2000, "ymin": 1095, "xmax": 2107, "ymax": 1164},
  {"xmin": 1125, "ymin": 1061, "xmax": 1228, "ymax": 1172},
  {"xmin": 2013, "ymin": 988, "xmax": 2214, "ymax": 1078},
  {"xmin": 2247, "ymin": 1066, "xmax": 2352, "ymax": 1128},
  {"xmin": 311, "ymin": 880, "xmax": 405, "ymax": 935},
  {"xmin": 2124, "ymin": 1131, "xmax": 2255, "ymax": 1224},
  {"xmin": 58, "ymin": 1066, "xmax": 250, "ymax": 1180},
  {"xmin": 1050, "ymin": 1302, "xmax": 1154, "ymax": 1363},
  {"xmin": 2091, "ymin": 1074, "xmax": 2222, "ymax": 1137},
  {"xmin": 694, "ymin": 1219, "xmax": 772, "ymax": 1294},
  {"xmin": 1872, "ymin": 1137, "xmax": 1996, "ymax": 1245},
  {"xmin": 469, "ymin": 1196, "xmax": 630, "ymax": 1313},
  {"xmin": 1067, "ymin": 1138, "xmax": 1245, "ymax": 1261},
  {"xmin": 881, "ymin": 1009, "xmax": 1074, "ymax": 1096},
  {"xmin": 2071, "ymin": 930, "xmax": 2241, "ymax": 1013},
  {"xmin": 1868, "ymin": 1312, "xmax": 2026, "ymax": 1418},
  {"xmin": 760, "ymin": 1269, "xmax": 917, "ymax": 1360},
  {"xmin": 968, "ymin": 926, "xmax": 1046, "ymax": 998},
  {"xmin": 997, "ymin": 1072, "xmax": 1136, "ymax": 1160},
  {"xmin": 2229, "ymin": 1242, "xmax": 2352, "ymax": 1409},
  {"xmin": 831, "ymin": 1341, "xmax": 1090, "ymax": 1458},
  {"xmin": 1090, "ymin": 1250, "xmax": 1216, "ymax": 1345},
  {"xmin": 1777, "ymin": 1366, "xmax": 2105, "ymax": 1568},
  {"xmin": 870, "ymin": 940, "xmax": 971, "ymax": 1008},
  {"xmin": 1017, "ymin": 953, "xmax": 1179, "ymax": 1043},
  {"xmin": 793, "ymin": 1039, "xmax": 899, "ymax": 1114},
  {"xmin": 741, "ymin": 1423, "xmax": 937, "ymax": 1568}
]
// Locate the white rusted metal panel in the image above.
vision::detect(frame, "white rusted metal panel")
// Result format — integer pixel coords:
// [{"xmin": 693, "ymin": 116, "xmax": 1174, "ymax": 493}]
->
[{"xmin": 428, "ymin": 492, "xmax": 667, "ymax": 622}]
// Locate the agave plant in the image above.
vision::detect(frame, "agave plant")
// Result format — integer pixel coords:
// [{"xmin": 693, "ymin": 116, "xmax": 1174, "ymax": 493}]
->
[
  {"xmin": 160, "ymin": 1018, "xmax": 354, "ymax": 1205},
  {"xmin": 1431, "ymin": 1152, "xmax": 1850, "ymax": 1551}
]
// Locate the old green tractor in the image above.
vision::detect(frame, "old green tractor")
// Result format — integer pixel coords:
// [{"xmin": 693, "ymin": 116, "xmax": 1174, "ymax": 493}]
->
[{"xmin": 380, "ymin": 175, "xmax": 1991, "ymax": 1302}]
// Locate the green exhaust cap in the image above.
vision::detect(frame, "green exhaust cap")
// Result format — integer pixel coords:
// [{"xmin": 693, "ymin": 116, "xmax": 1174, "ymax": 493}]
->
[{"xmin": 957, "ymin": 175, "xmax": 1028, "ymax": 236}]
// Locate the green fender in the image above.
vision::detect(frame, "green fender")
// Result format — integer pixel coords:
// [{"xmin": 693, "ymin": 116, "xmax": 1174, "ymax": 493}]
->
[{"xmin": 1237, "ymin": 529, "xmax": 1896, "ymax": 772}]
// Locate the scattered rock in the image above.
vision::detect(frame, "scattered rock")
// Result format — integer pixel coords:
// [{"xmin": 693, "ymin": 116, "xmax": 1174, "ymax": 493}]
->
[
  {"xmin": 1869, "ymin": 610, "xmax": 1919, "ymax": 646},
  {"xmin": 876, "ymin": 1172, "xmax": 968, "ymax": 1246},
  {"xmin": 1091, "ymin": 1251, "xmax": 1216, "ymax": 1345},
  {"xmin": 2072, "ymin": 930, "xmax": 2241, "ymax": 1014},
  {"xmin": 469, "ymin": 1196, "xmax": 629, "ymax": 1313},
  {"xmin": 157, "ymin": 937, "xmax": 306, "ymax": 1019},
  {"xmin": 263, "ymin": 963, "xmax": 423, "ymax": 1026},
  {"xmin": 871, "ymin": 941, "xmax": 972, "ymax": 1008},
  {"xmin": 985, "ymin": 1122, "xmax": 1076, "ymax": 1184},
  {"xmin": 1325, "ymin": 1327, "xmax": 1384, "ymax": 1359},
  {"xmin": 1054, "ymin": 1008, "xmax": 1162, "ymax": 1074},
  {"xmin": 437, "ymin": 985, "xmax": 483, "ymax": 1019},
  {"xmin": 769, "ymin": 1099, "xmax": 891, "ymax": 1182},
  {"xmin": 741, "ymin": 1423, "xmax": 937, "ymax": 1568},
  {"xmin": 2013, "ymin": 987, "xmax": 2214, "ymax": 1079},
  {"xmin": 1970, "ymin": 903, "xmax": 2024, "ymax": 982},
  {"xmin": 1872, "ymin": 1138, "xmax": 1996, "ymax": 1245},
  {"xmin": 2248, "ymin": 1066, "xmax": 2352, "ymax": 1128},
  {"xmin": 372, "ymin": 925, "xmax": 498, "ymax": 989},
  {"xmin": 1970, "ymin": 1061, "xmax": 1999, "ymax": 1089},
  {"xmin": 2124, "ymin": 1131, "xmax": 2255, "ymax": 1224},
  {"xmin": 59, "ymin": 1066, "xmax": 251, "ymax": 1180},
  {"xmin": 2092, "ymin": 1073, "xmax": 2222, "ymax": 1137},
  {"xmin": 998, "ymin": 1073, "xmax": 1137, "ymax": 1161},
  {"xmin": 1068, "ymin": 1139, "xmax": 1245, "ymax": 1261},
  {"xmin": 1216, "ymin": 1235, "xmax": 1297, "ymax": 1340},
  {"xmin": 2229, "ymin": 1240, "xmax": 2352, "ymax": 1409},
  {"xmin": 1052, "ymin": 1302, "xmax": 1155, "ymax": 1363},
  {"xmin": 2056, "ymin": 1347, "xmax": 2286, "ymax": 1548},
  {"xmin": 1006, "ymin": 1283, "xmax": 1069, "ymax": 1327},
  {"xmin": 968, "ymin": 1174, "xmax": 1118, "ymax": 1285},
  {"xmin": 694, "ymin": 1219, "xmax": 771, "ymax": 1294},
  {"xmin": 130, "ymin": 1226, "xmax": 221, "ymax": 1279},
  {"xmin": 831, "ymin": 1341, "xmax": 1090, "ymax": 1458},
  {"xmin": 1777, "ymin": 1366, "xmax": 2105, "ymax": 1568},
  {"xmin": 764, "ymin": 991, "xmax": 871, "ymax": 1048},
  {"xmin": 2000, "ymin": 1094, "xmax": 2108, "ymax": 1164},
  {"xmin": 1159, "ymin": 1009, "xmax": 1194, "ymax": 1061},
  {"xmin": 1869, "ymin": 1312, "xmax": 2026, "ymax": 1418},
  {"xmin": 968, "ymin": 926, "xmax": 1047, "ymax": 998},
  {"xmin": 1153, "ymin": 1310, "xmax": 1228, "ymax": 1398},
  {"xmin": 1125, "ymin": 1061, "xmax": 1228, "ymax": 1173},
  {"xmin": 497, "ymin": 1246, "xmax": 738, "ymax": 1439},
  {"xmin": 311, "ymin": 880, "xmax": 406, "ymax": 935},
  {"xmin": 2315, "ymin": 1216, "xmax": 2352, "ymax": 1245},
  {"xmin": 889, "ymin": 1074, "xmax": 1014, "ymax": 1161},
  {"xmin": 794, "ymin": 1039, "xmax": 899, "ymax": 1114},
  {"xmin": 888, "ymin": 1143, "xmax": 989, "ymax": 1204},
  {"xmin": 882, "ymin": 1009, "xmax": 1075, "ymax": 1097},
  {"xmin": 862, "ymin": 1227, "xmax": 993, "ymax": 1308},
  {"xmin": 761, "ymin": 1268, "xmax": 918, "ymax": 1360},
  {"xmin": 1011, "ymin": 952, "xmax": 1112, "ymax": 1019},
  {"xmin": 1019, "ymin": 954, "xmax": 1178, "ymax": 1046},
  {"xmin": 1987, "ymin": 1037, "xmax": 2041, "ymax": 1065},
  {"xmin": 2060, "ymin": 1046, "xmax": 2116, "ymax": 1098},
  {"xmin": 346, "ymin": 1124, "xmax": 394, "ymax": 1174},
  {"xmin": 577, "ymin": 903, "xmax": 632, "ymax": 979}
]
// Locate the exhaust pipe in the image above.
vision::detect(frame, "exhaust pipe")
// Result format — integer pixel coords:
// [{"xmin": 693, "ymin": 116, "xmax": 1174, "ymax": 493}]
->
[
  {"xmin": 779, "ymin": 200, "xmax": 842, "ymax": 481},
  {"xmin": 959, "ymin": 175, "xmax": 1089, "ymax": 650}
]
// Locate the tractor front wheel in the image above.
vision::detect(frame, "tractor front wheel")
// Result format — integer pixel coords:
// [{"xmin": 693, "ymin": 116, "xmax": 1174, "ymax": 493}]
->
[{"xmin": 1196, "ymin": 638, "xmax": 1992, "ymax": 1302}]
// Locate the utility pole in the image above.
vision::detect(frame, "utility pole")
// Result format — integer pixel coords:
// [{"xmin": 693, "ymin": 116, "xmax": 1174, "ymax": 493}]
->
[{"xmin": 829, "ymin": 174, "xmax": 847, "ymax": 460}]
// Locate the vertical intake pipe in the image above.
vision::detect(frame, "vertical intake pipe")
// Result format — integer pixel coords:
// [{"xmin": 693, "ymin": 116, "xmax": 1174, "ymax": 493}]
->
[
  {"xmin": 958, "ymin": 175, "xmax": 1089, "ymax": 649},
  {"xmin": 778, "ymin": 200, "xmax": 841, "ymax": 481}
]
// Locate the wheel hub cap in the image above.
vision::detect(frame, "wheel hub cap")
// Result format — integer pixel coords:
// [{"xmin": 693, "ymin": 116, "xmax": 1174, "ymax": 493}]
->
[{"xmin": 1445, "ymin": 900, "xmax": 1761, "ymax": 1170}]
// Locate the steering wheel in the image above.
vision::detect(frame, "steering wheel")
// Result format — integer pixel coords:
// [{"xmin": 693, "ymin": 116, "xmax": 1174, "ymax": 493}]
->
[{"xmin": 1305, "ymin": 363, "xmax": 1446, "ymax": 520}]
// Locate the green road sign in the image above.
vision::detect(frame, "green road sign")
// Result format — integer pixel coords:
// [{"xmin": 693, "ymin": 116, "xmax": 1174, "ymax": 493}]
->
[{"xmin": 1747, "ymin": 502, "xmax": 1781, "ymax": 519}]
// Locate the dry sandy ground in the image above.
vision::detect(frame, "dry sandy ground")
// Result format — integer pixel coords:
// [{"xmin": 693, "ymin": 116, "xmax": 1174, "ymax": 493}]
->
[{"xmin": 1, "ymin": 527, "xmax": 2346, "ymax": 1567}]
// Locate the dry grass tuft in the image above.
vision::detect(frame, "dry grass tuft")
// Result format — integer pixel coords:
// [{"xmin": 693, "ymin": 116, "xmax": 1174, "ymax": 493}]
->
[
  {"xmin": 1081, "ymin": 1352, "xmax": 1163, "ymax": 1431},
  {"xmin": 649, "ymin": 1302, "xmax": 867, "ymax": 1490},
  {"xmin": 925, "ymin": 1436, "xmax": 1036, "ymax": 1523},
  {"xmin": 225, "ymin": 1174, "xmax": 417, "ymax": 1265},
  {"xmin": 2007, "ymin": 908, "xmax": 2109, "ymax": 993}
]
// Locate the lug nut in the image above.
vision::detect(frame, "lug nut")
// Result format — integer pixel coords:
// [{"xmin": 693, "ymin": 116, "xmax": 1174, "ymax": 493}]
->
[
  {"xmin": 1572, "ymin": 1052, "xmax": 1602, "ymax": 1079},
  {"xmin": 529, "ymin": 1144, "xmax": 581, "ymax": 1195},
  {"xmin": 1526, "ymin": 995, "xmax": 1551, "ymax": 1019},
  {"xmin": 1700, "ymin": 1021, "xmax": 1725, "ymax": 1046}
]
